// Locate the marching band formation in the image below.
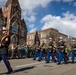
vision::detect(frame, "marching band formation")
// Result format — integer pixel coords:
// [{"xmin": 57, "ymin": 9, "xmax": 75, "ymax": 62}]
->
[{"xmin": 33, "ymin": 37, "xmax": 76, "ymax": 64}]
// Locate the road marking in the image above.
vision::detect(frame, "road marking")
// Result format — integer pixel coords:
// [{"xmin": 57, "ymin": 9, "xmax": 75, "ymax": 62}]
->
[{"xmin": 16, "ymin": 61, "xmax": 45, "ymax": 68}]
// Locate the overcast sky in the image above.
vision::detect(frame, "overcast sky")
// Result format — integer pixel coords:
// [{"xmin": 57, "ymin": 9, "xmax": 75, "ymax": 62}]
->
[{"xmin": 0, "ymin": 0, "xmax": 76, "ymax": 37}]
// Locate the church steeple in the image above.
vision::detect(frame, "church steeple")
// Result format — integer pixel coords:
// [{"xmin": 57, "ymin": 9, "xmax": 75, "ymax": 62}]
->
[
  {"xmin": 4, "ymin": 0, "xmax": 21, "ymax": 20},
  {"xmin": 5, "ymin": 0, "xmax": 12, "ymax": 7},
  {"xmin": 5, "ymin": 0, "xmax": 21, "ymax": 10},
  {"xmin": 2, "ymin": 0, "xmax": 22, "ymax": 28}
]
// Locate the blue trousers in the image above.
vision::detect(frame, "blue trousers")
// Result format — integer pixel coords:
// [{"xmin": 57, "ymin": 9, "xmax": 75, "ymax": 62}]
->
[
  {"xmin": 38, "ymin": 51, "xmax": 43, "ymax": 61},
  {"xmin": 46, "ymin": 52, "xmax": 51, "ymax": 62},
  {"xmin": 58, "ymin": 52, "xmax": 64, "ymax": 64},
  {"xmin": 51, "ymin": 52, "xmax": 57, "ymax": 62},
  {"xmin": 33, "ymin": 51, "xmax": 39, "ymax": 60},
  {"xmin": 71, "ymin": 53, "xmax": 76, "ymax": 63},
  {"xmin": 1, "ymin": 54, "xmax": 12, "ymax": 72}
]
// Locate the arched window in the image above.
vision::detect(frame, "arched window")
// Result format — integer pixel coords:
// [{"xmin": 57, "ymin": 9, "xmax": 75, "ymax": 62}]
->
[
  {"xmin": 0, "ymin": 20, "xmax": 2, "ymax": 28},
  {"xmin": 12, "ymin": 22, "xmax": 18, "ymax": 33},
  {"xmin": 21, "ymin": 28, "xmax": 25, "ymax": 37},
  {"xmin": 11, "ymin": 35, "xmax": 17, "ymax": 44}
]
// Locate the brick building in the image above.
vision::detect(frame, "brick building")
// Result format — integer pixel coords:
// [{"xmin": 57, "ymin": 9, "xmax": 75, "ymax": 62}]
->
[
  {"xmin": 0, "ymin": 0, "xmax": 27, "ymax": 45},
  {"xmin": 0, "ymin": 8, "xmax": 4, "ymax": 40},
  {"xmin": 27, "ymin": 28, "xmax": 75, "ymax": 46}
]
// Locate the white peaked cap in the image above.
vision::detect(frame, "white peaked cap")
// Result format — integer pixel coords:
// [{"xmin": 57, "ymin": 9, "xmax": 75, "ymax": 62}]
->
[
  {"xmin": 2, "ymin": 27, "xmax": 7, "ymax": 31},
  {"xmin": 60, "ymin": 37, "xmax": 63, "ymax": 39},
  {"xmin": 49, "ymin": 38, "xmax": 52, "ymax": 40},
  {"xmin": 72, "ymin": 40, "xmax": 75, "ymax": 42}
]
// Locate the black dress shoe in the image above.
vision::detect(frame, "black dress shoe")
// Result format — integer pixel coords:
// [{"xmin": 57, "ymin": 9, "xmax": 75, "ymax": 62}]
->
[
  {"xmin": 46, "ymin": 61, "xmax": 50, "ymax": 63},
  {"xmin": 54, "ymin": 60, "xmax": 57, "ymax": 63},
  {"xmin": 64, "ymin": 62, "xmax": 68, "ymax": 64},
  {"xmin": 71, "ymin": 62, "xmax": 74, "ymax": 64},
  {"xmin": 0, "ymin": 59, "xmax": 1, "ymax": 62},
  {"xmin": 33, "ymin": 59, "xmax": 36, "ymax": 60},
  {"xmin": 57, "ymin": 63, "xmax": 61, "ymax": 65},
  {"xmin": 38, "ymin": 60, "xmax": 41, "ymax": 61},
  {"xmin": 6, "ymin": 70, "xmax": 13, "ymax": 74}
]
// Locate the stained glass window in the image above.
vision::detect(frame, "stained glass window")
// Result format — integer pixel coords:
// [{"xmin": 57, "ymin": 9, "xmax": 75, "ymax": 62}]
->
[{"xmin": 12, "ymin": 22, "xmax": 18, "ymax": 33}]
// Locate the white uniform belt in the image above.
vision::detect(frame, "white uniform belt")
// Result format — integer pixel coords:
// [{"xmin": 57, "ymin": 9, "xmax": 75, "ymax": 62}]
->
[
  {"xmin": 60, "ymin": 46, "xmax": 64, "ymax": 48},
  {"xmin": 73, "ymin": 48, "xmax": 76, "ymax": 50},
  {"xmin": 49, "ymin": 46, "xmax": 52, "ymax": 48}
]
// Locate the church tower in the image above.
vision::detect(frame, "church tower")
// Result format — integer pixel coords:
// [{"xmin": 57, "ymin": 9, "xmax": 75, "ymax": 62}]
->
[
  {"xmin": 3, "ymin": 0, "xmax": 21, "ymax": 28},
  {"xmin": 2, "ymin": 0, "xmax": 27, "ymax": 45}
]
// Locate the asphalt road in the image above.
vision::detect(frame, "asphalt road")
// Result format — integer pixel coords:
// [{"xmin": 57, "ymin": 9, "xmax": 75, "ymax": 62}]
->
[{"xmin": 0, "ymin": 58, "xmax": 76, "ymax": 75}]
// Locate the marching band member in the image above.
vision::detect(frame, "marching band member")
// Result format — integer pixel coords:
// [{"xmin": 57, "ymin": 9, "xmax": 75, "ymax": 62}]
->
[
  {"xmin": 71, "ymin": 40, "xmax": 76, "ymax": 63},
  {"xmin": 57, "ymin": 37, "xmax": 67, "ymax": 65},
  {"xmin": 51, "ymin": 41, "xmax": 57, "ymax": 62},
  {"xmin": 33, "ymin": 41, "xmax": 40, "ymax": 60},
  {"xmin": 0, "ymin": 27, "xmax": 13, "ymax": 74},
  {"xmin": 38, "ymin": 40, "xmax": 47, "ymax": 61},
  {"xmin": 46, "ymin": 38, "xmax": 53, "ymax": 63}
]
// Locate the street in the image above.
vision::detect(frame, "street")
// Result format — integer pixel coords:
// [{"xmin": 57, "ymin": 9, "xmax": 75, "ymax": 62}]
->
[{"xmin": 0, "ymin": 58, "xmax": 76, "ymax": 75}]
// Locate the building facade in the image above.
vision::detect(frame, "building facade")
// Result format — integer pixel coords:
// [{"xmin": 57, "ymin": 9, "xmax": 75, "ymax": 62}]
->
[
  {"xmin": 0, "ymin": 0, "xmax": 27, "ymax": 45},
  {"xmin": 0, "ymin": 8, "xmax": 4, "ymax": 40},
  {"xmin": 27, "ymin": 28, "xmax": 75, "ymax": 46}
]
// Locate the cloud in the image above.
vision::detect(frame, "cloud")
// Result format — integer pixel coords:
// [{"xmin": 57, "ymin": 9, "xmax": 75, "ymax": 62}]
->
[
  {"xmin": 19, "ymin": 0, "xmax": 62, "ymax": 32},
  {"xmin": 19, "ymin": 0, "xmax": 52, "ymax": 23},
  {"xmin": 53, "ymin": 0, "xmax": 74, "ymax": 2},
  {"xmin": 0, "ymin": 0, "xmax": 7, "ymax": 7},
  {"xmin": 19, "ymin": 0, "xmax": 74, "ymax": 24},
  {"xmin": 41, "ymin": 11, "xmax": 76, "ymax": 37},
  {"xmin": 73, "ymin": 2, "xmax": 76, "ymax": 6},
  {"xmin": 25, "ymin": 15, "xmax": 36, "ymax": 23},
  {"xmin": 30, "ymin": 28, "xmax": 37, "ymax": 32},
  {"xmin": 28, "ymin": 24, "xmax": 34, "ymax": 28},
  {"xmin": 62, "ymin": 0, "xmax": 74, "ymax": 2},
  {"xmin": 19, "ymin": 0, "xmax": 52, "ymax": 10},
  {"xmin": 0, "ymin": 0, "xmax": 6, "ymax": 3}
]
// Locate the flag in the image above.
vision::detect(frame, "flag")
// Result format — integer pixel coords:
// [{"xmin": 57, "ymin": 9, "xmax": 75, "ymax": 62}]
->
[{"xmin": 34, "ymin": 31, "xmax": 40, "ymax": 45}]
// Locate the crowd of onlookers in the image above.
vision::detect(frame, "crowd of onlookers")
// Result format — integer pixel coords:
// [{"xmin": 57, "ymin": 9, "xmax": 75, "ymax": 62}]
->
[{"xmin": 8, "ymin": 44, "xmax": 35, "ymax": 59}]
